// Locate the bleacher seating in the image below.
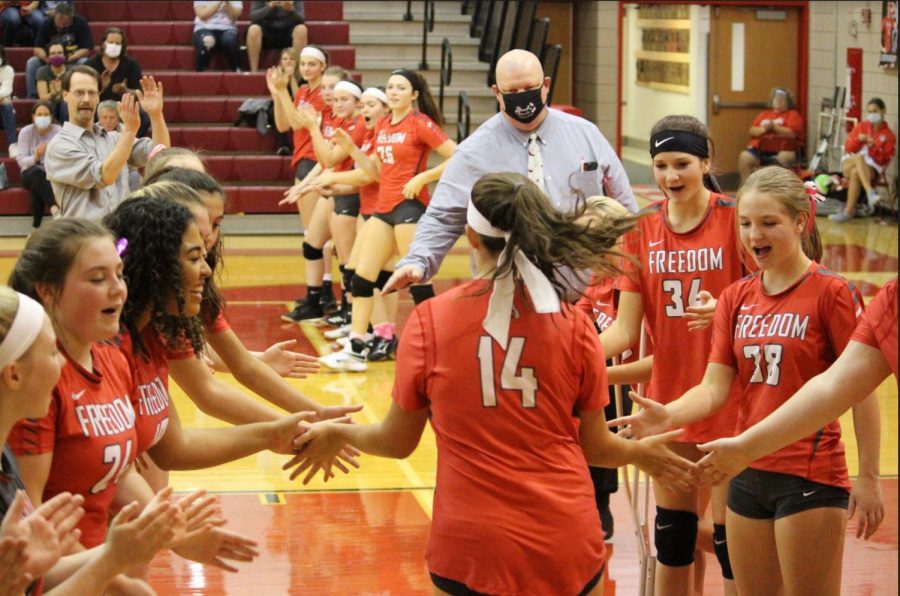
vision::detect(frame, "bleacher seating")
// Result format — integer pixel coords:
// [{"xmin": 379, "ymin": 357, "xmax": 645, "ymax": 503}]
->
[{"xmin": 0, "ymin": 0, "xmax": 353, "ymax": 216}]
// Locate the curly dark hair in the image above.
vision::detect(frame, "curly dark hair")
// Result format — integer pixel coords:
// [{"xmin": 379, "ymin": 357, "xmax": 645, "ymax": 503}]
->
[{"xmin": 103, "ymin": 196, "xmax": 204, "ymax": 358}]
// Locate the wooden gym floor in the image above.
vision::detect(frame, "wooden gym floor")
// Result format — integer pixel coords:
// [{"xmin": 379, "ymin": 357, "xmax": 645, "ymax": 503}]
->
[{"xmin": 0, "ymin": 187, "xmax": 895, "ymax": 594}]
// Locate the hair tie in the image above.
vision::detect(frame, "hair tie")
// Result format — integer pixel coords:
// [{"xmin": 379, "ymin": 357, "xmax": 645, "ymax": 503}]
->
[
  {"xmin": 116, "ymin": 237, "xmax": 128, "ymax": 257},
  {"xmin": 148, "ymin": 144, "xmax": 167, "ymax": 161},
  {"xmin": 466, "ymin": 200, "xmax": 560, "ymax": 349},
  {"xmin": 0, "ymin": 293, "xmax": 45, "ymax": 369},
  {"xmin": 803, "ymin": 181, "xmax": 826, "ymax": 233}
]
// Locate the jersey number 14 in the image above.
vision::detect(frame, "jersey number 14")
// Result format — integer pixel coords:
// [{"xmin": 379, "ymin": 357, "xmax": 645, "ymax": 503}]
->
[{"xmin": 477, "ymin": 336, "xmax": 538, "ymax": 408}]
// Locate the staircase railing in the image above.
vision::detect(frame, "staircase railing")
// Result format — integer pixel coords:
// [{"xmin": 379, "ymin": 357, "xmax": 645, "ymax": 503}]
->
[
  {"xmin": 439, "ymin": 38, "xmax": 453, "ymax": 114},
  {"xmin": 457, "ymin": 91, "xmax": 471, "ymax": 142}
]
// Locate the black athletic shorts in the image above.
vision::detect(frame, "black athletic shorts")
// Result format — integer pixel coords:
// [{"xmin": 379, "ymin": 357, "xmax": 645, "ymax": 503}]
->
[
  {"xmin": 430, "ymin": 564, "xmax": 604, "ymax": 596},
  {"xmin": 372, "ymin": 199, "xmax": 426, "ymax": 226},
  {"xmin": 294, "ymin": 157, "xmax": 316, "ymax": 181},
  {"xmin": 333, "ymin": 193, "xmax": 360, "ymax": 217},
  {"xmin": 728, "ymin": 468, "xmax": 849, "ymax": 520}
]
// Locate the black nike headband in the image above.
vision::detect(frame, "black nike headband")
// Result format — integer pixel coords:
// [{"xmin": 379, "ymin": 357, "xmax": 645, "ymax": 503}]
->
[{"xmin": 649, "ymin": 129, "xmax": 709, "ymax": 159}]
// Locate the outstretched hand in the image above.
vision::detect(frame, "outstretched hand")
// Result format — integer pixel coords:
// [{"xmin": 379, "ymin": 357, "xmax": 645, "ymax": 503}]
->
[
  {"xmin": 117, "ymin": 92, "xmax": 142, "ymax": 135},
  {"xmin": 633, "ymin": 429, "xmax": 697, "ymax": 493},
  {"xmin": 260, "ymin": 339, "xmax": 320, "ymax": 378},
  {"xmin": 135, "ymin": 76, "xmax": 164, "ymax": 118},
  {"xmin": 380, "ymin": 265, "xmax": 425, "ymax": 295},
  {"xmin": 104, "ymin": 499, "xmax": 178, "ymax": 572},
  {"xmin": 685, "ymin": 291, "xmax": 717, "ymax": 332},
  {"xmin": 0, "ymin": 491, "xmax": 84, "ymax": 579},
  {"xmin": 282, "ymin": 419, "xmax": 358, "ymax": 484},
  {"xmin": 607, "ymin": 392, "xmax": 672, "ymax": 439},
  {"xmin": 694, "ymin": 436, "xmax": 752, "ymax": 486}
]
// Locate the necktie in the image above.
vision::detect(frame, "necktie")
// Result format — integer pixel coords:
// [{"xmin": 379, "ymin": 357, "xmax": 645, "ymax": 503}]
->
[{"xmin": 527, "ymin": 133, "xmax": 546, "ymax": 191}]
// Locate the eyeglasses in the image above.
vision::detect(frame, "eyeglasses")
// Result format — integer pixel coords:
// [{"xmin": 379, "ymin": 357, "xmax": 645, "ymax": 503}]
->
[{"xmin": 68, "ymin": 89, "xmax": 99, "ymax": 99}]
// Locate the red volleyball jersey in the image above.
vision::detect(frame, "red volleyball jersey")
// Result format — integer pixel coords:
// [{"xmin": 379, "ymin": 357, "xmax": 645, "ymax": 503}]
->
[
  {"xmin": 357, "ymin": 128, "xmax": 380, "ymax": 216},
  {"xmin": 118, "ymin": 327, "xmax": 172, "ymax": 456},
  {"xmin": 618, "ymin": 192, "xmax": 746, "ymax": 443},
  {"xmin": 844, "ymin": 121, "xmax": 896, "ymax": 168},
  {"xmin": 575, "ymin": 276, "xmax": 642, "ymax": 364},
  {"xmin": 748, "ymin": 109, "xmax": 804, "ymax": 150},
  {"xmin": 709, "ymin": 264, "xmax": 864, "ymax": 489},
  {"xmin": 851, "ymin": 278, "xmax": 898, "ymax": 379},
  {"xmin": 333, "ymin": 115, "xmax": 369, "ymax": 173},
  {"xmin": 394, "ymin": 279, "xmax": 607, "ymax": 595},
  {"xmin": 374, "ymin": 111, "xmax": 448, "ymax": 213},
  {"xmin": 291, "ymin": 84, "xmax": 325, "ymax": 168},
  {"xmin": 8, "ymin": 343, "xmax": 138, "ymax": 547}
]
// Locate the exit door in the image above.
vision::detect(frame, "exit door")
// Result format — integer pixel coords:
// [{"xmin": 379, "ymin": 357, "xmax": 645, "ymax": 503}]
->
[{"xmin": 707, "ymin": 5, "xmax": 802, "ymax": 184}]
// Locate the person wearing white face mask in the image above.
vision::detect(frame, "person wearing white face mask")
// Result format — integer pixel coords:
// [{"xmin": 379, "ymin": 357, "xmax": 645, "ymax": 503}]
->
[
  {"xmin": 85, "ymin": 27, "xmax": 149, "ymax": 137},
  {"xmin": 16, "ymin": 100, "xmax": 62, "ymax": 230},
  {"xmin": 831, "ymin": 97, "xmax": 897, "ymax": 223}
]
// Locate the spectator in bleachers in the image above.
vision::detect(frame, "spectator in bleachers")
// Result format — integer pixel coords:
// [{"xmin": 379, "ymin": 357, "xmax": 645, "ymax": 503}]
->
[
  {"xmin": 25, "ymin": 2, "xmax": 91, "ymax": 98},
  {"xmin": 35, "ymin": 41, "xmax": 68, "ymax": 122},
  {"xmin": 246, "ymin": 1, "xmax": 307, "ymax": 73},
  {"xmin": 193, "ymin": 1, "xmax": 242, "ymax": 72},
  {"xmin": 16, "ymin": 99, "xmax": 60, "ymax": 229},
  {"xmin": 97, "ymin": 98, "xmax": 141, "ymax": 191},
  {"xmin": 0, "ymin": 45, "xmax": 18, "ymax": 157},
  {"xmin": 41, "ymin": 1, "xmax": 72, "ymax": 18},
  {"xmin": 44, "ymin": 66, "xmax": 169, "ymax": 220},
  {"xmin": 738, "ymin": 87, "xmax": 803, "ymax": 182},
  {"xmin": 86, "ymin": 27, "xmax": 149, "ymax": 137},
  {"xmin": 0, "ymin": 1, "xmax": 44, "ymax": 46}
]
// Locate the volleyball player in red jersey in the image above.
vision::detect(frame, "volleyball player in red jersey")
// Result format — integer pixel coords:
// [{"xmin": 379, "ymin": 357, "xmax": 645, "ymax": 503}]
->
[
  {"xmin": 612, "ymin": 167, "xmax": 884, "ymax": 595},
  {"xmin": 697, "ymin": 276, "xmax": 896, "ymax": 540},
  {"xmin": 293, "ymin": 87, "xmax": 401, "ymax": 358},
  {"xmin": 288, "ymin": 77, "xmax": 369, "ymax": 321},
  {"xmin": 0, "ymin": 286, "xmax": 181, "ymax": 595},
  {"xmin": 599, "ymin": 115, "xmax": 745, "ymax": 596},
  {"xmin": 287, "ymin": 172, "xmax": 695, "ymax": 595},
  {"xmin": 319, "ymin": 69, "xmax": 456, "ymax": 372}
]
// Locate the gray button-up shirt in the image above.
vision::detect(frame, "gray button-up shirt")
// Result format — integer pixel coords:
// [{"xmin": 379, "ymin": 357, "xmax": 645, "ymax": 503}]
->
[
  {"xmin": 399, "ymin": 108, "xmax": 637, "ymax": 280},
  {"xmin": 45, "ymin": 121, "xmax": 154, "ymax": 221}
]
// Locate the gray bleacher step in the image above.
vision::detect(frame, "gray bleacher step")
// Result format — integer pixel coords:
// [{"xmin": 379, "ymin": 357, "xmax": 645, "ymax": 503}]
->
[
  {"xmin": 343, "ymin": 1, "xmax": 467, "ymax": 17},
  {"xmin": 349, "ymin": 33, "xmax": 480, "ymax": 46}
]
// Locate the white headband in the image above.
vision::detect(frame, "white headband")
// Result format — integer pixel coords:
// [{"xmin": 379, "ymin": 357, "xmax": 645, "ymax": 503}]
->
[
  {"xmin": 300, "ymin": 46, "xmax": 327, "ymax": 64},
  {"xmin": 466, "ymin": 201, "xmax": 560, "ymax": 349},
  {"xmin": 361, "ymin": 87, "xmax": 388, "ymax": 104},
  {"xmin": 0, "ymin": 293, "xmax": 45, "ymax": 369},
  {"xmin": 334, "ymin": 80, "xmax": 362, "ymax": 98}
]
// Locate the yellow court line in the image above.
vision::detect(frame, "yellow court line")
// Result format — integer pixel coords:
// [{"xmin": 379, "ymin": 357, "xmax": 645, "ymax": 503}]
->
[{"xmin": 298, "ymin": 322, "xmax": 434, "ymax": 518}]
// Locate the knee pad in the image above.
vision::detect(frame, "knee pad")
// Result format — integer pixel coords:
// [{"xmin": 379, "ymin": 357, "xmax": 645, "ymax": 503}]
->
[
  {"xmin": 351, "ymin": 273, "xmax": 376, "ymax": 298},
  {"xmin": 654, "ymin": 507, "xmax": 698, "ymax": 567},
  {"xmin": 713, "ymin": 523, "xmax": 734, "ymax": 580},
  {"xmin": 409, "ymin": 284, "xmax": 435, "ymax": 305},
  {"xmin": 375, "ymin": 270, "xmax": 393, "ymax": 291},
  {"xmin": 342, "ymin": 267, "xmax": 354, "ymax": 291},
  {"xmin": 302, "ymin": 242, "xmax": 323, "ymax": 261}
]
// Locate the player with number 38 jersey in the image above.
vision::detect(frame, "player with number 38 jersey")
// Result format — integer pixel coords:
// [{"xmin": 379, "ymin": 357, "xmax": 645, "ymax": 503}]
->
[
  {"xmin": 617, "ymin": 190, "xmax": 745, "ymax": 443},
  {"xmin": 8, "ymin": 342, "xmax": 137, "ymax": 547},
  {"xmin": 709, "ymin": 265, "xmax": 862, "ymax": 488}
]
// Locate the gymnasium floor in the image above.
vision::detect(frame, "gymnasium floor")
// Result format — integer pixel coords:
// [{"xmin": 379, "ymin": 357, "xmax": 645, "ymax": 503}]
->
[{"xmin": 1, "ymin": 189, "xmax": 896, "ymax": 594}]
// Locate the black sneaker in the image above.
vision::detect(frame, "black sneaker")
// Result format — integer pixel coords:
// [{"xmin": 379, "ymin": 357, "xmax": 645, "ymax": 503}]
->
[
  {"xmin": 321, "ymin": 290, "xmax": 338, "ymax": 315},
  {"xmin": 367, "ymin": 336, "xmax": 398, "ymax": 362},
  {"xmin": 325, "ymin": 310, "xmax": 349, "ymax": 326},
  {"xmin": 276, "ymin": 146, "xmax": 292, "ymax": 156},
  {"xmin": 280, "ymin": 301, "xmax": 324, "ymax": 323}
]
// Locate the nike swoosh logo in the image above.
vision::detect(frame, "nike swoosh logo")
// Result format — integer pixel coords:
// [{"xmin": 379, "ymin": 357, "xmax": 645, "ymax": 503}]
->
[
  {"xmin": 72, "ymin": 389, "xmax": 86, "ymax": 401},
  {"xmin": 740, "ymin": 305, "xmax": 756, "ymax": 310},
  {"xmin": 656, "ymin": 523, "xmax": 673, "ymax": 530},
  {"xmin": 654, "ymin": 136, "xmax": 674, "ymax": 148},
  {"xmin": 403, "ymin": 217, "xmax": 416, "ymax": 223},
  {"xmin": 649, "ymin": 239, "xmax": 665, "ymax": 247},
  {"xmin": 802, "ymin": 490, "xmax": 817, "ymax": 497},
  {"xmin": 713, "ymin": 538, "xmax": 727, "ymax": 545}
]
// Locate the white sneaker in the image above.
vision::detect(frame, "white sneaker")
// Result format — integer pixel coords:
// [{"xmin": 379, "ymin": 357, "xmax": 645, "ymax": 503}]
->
[
  {"xmin": 323, "ymin": 324, "xmax": 351, "ymax": 340},
  {"xmin": 319, "ymin": 346, "xmax": 367, "ymax": 372},
  {"xmin": 335, "ymin": 336, "xmax": 350, "ymax": 348},
  {"xmin": 7, "ymin": 143, "xmax": 17, "ymax": 159}
]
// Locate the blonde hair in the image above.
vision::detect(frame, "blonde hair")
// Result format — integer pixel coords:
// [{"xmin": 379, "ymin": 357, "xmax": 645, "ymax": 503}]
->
[
  {"xmin": 736, "ymin": 166, "xmax": 822, "ymax": 262},
  {"xmin": 0, "ymin": 286, "xmax": 19, "ymax": 345}
]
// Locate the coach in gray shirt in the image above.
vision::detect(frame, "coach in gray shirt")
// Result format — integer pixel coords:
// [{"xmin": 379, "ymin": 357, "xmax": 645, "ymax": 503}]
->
[
  {"xmin": 385, "ymin": 49, "xmax": 636, "ymax": 292},
  {"xmin": 45, "ymin": 65, "xmax": 169, "ymax": 220}
]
